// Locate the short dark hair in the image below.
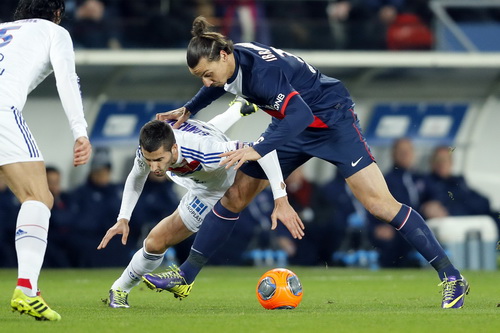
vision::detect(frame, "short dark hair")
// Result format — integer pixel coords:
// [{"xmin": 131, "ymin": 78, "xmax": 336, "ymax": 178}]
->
[
  {"xmin": 187, "ymin": 16, "xmax": 234, "ymax": 69},
  {"xmin": 14, "ymin": 0, "xmax": 65, "ymax": 21},
  {"xmin": 139, "ymin": 120, "xmax": 176, "ymax": 153}
]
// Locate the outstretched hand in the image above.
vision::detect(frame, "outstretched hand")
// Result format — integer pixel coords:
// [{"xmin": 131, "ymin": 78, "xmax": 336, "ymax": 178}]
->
[
  {"xmin": 271, "ymin": 196, "xmax": 305, "ymax": 239},
  {"xmin": 156, "ymin": 107, "xmax": 191, "ymax": 129},
  {"xmin": 97, "ymin": 219, "xmax": 130, "ymax": 250},
  {"xmin": 219, "ymin": 147, "xmax": 262, "ymax": 170},
  {"xmin": 73, "ymin": 136, "xmax": 92, "ymax": 167}
]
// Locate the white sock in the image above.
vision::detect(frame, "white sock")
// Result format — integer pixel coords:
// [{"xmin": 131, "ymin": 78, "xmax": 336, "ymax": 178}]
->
[
  {"xmin": 207, "ymin": 102, "xmax": 243, "ymax": 133},
  {"xmin": 15, "ymin": 200, "xmax": 50, "ymax": 297},
  {"xmin": 111, "ymin": 246, "xmax": 164, "ymax": 293}
]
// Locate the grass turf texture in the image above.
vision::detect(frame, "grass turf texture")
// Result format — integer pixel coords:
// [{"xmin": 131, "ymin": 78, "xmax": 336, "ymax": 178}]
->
[{"xmin": 1, "ymin": 267, "xmax": 499, "ymax": 332}]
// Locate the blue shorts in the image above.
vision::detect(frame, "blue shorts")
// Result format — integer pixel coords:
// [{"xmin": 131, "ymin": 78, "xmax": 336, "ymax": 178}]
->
[{"xmin": 240, "ymin": 108, "xmax": 375, "ymax": 180}]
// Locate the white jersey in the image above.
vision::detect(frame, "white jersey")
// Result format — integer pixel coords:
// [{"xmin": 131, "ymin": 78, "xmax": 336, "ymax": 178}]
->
[
  {"xmin": 118, "ymin": 119, "xmax": 239, "ymax": 232},
  {"xmin": 0, "ymin": 18, "xmax": 87, "ymax": 140}
]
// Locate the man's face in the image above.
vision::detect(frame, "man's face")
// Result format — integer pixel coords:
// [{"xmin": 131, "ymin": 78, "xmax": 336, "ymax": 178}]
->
[
  {"xmin": 432, "ymin": 148, "xmax": 453, "ymax": 178},
  {"xmin": 141, "ymin": 145, "xmax": 177, "ymax": 177},
  {"xmin": 189, "ymin": 51, "xmax": 232, "ymax": 88}
]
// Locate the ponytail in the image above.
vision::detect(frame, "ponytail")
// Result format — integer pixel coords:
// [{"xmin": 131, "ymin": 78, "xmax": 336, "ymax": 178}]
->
[{"xmin": 187, "ymin": 16, "xmax": 234, "ymax": 69}]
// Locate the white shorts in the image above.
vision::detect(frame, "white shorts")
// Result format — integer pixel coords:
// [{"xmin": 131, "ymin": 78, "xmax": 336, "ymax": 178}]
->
[
  {"xmin": 177, "ymin": 188, "xmax": 226, "ymax": 233},
  {"xmin": 0, "ymin": 108, "xmax": 43, "ymax": 166}
]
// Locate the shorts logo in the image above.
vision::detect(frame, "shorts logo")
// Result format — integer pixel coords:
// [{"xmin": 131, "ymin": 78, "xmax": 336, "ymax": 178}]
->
[
  {"xmin": 188, "ymin": 196, "xmax": 208, "ymax": 222},
  {"xmin": 351, "ymin": 157, "xmax": 363, "ymax": 167}
]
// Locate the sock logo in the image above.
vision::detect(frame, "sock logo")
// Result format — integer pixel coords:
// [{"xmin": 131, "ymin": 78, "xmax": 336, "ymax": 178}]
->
[{"xmin": 15, "ymin": 229, "xmax": 27, "ymax": 237}]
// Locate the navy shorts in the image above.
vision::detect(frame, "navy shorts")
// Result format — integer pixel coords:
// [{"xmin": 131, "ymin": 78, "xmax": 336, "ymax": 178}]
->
[{"xmin": 240, "ymin": 108, "xmax": 375, "ymax": 180}]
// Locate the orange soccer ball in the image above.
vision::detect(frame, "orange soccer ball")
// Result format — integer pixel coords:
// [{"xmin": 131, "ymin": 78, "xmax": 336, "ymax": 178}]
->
[{"xmin": 256, "ymin": 268, "xmax": 303, "ymax": 310}]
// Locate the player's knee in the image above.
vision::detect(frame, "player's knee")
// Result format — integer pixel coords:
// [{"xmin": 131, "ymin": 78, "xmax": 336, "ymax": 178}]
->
[
  {"xmin": 365, "ymin": 200, "xmax": 401, "ymax": 223},
  {"xmin": 44, "ymin": 191, "xmax": 54, "ymax": 210},
  {"xmin": 221, "ymin": 186, "xmax": 247, "ymax": 212},
  {"xmin": 24, "ymin": 190, "xmax": 54, "ymax": 210},
  {"xmin": 144, "ymin": 234, "xmax": 167, "ymax": 254}
]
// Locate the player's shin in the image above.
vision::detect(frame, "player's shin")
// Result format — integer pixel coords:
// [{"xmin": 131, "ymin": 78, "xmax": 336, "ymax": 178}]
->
[
  {"xmin": 179, "ymin": 201, "xmax": 239, "ymax": 283},
  {"xmin": 15, "ymin": 201, "xmax": 50, "ymax": 297},
  {"xmin": 112, "ymin": 245, "xmax": 164, "ymax": 293},
  {"xmin": 390, "ymin": 204, "xmax": 460, "ymax": 280}
]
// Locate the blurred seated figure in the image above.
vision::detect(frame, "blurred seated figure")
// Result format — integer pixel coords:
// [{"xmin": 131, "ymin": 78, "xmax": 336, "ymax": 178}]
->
[
  {"xmin": 368, "ymin": 138, "xmax": 426, "ymax": 268},
  {"xmin": 326, "ymin": 0, "xmax": 403, "ymax": 49},
  {"xmin": 64, "ymin": 0, "xmax": 121, "ymax": 49},
  {"xmin": 266, "ymin": 0, "xmax": 332, "ymax": 49},
  {"xmin": 117, "ymin": 0, "xmax": 205, "ymax": 48},
  {"xmin": 70, "ymin": 148, "xmax": 126, "ymax": 267},
  {"xmin": 44, "ymin": 166, "xmax": 78, "ymax": 267},
  {"xmin": 421, "ymin": 146, "xmax": 492, "ymax": 219},
  {"xmin": 322, "ymin": 171, "xmax": 377, "ymax": 268},
  {"xmin": 0, "ymin": 177, "xmax": 19, "ymax": 267},
  {"xmin": 214, "ymin": 0, "xmax": 271, "ymax": 44},
  {"xmin": 275, "ymin": 167, "xmax": 342, "ymax": 266},
  {"xmin": 133, "ymin": 173, "xmax": 179, "ymax": 248},
  {"xmin": 327, "ymin": 0, "xmax": 434, "ymax": 50}
]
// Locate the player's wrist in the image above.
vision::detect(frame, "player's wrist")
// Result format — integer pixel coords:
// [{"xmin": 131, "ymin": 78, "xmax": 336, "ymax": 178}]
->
[{"xmin": 271, "ymin": 182, "xmax": 287, "ymax": 200}]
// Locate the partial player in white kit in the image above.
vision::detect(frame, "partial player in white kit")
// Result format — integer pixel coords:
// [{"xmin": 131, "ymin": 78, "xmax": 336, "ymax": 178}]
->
[
  {"xmin": 0, "ymin": 0, "xmax": 92, "ymax": 321},
  {"xmin": 97, "ymin": 99, "xmax": 295, "ymax": 308}
]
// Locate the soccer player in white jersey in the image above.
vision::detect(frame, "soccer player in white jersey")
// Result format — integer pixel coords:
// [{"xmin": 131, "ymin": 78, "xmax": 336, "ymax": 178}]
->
[
  {"xmin": 0, "ymin": 0, "xmax": 92, "ymax": 321},
  {"xmin": 97, "ymin": 99, "xmax": 297, "ymax": 308}
]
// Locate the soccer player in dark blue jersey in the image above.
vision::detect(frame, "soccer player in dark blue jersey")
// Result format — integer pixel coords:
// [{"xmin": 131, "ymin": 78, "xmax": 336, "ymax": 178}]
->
[{"xmin": 144, "ymin": 16, "xmax": 469, "ymax": 309}]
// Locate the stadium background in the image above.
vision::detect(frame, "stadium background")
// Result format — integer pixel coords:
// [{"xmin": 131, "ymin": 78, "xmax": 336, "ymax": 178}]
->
[{"xmin": 4, "ymin": 0, "xmax": 500, "ymax": 269}]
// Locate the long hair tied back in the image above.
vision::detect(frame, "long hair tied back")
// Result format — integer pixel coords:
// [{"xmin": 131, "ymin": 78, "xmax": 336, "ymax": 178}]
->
[{"xmin": 187, "ymin": 16, "xmax": 234, "ymax": 69}]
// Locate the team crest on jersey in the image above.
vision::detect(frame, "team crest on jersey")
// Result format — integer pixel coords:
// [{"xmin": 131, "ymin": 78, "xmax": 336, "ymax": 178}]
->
[{"xmin": 169, "ymin": 159, "xmax": 202, "ymax": 176}]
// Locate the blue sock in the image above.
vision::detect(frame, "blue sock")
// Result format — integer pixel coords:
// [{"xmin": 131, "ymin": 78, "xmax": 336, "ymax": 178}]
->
[
  {"xmin": 180, "ymin": 201, "xmax": 239, "ymax": 283},
  {"xmin": 390, "ymin": 204, "xmax": 460, "ymax": 280}
]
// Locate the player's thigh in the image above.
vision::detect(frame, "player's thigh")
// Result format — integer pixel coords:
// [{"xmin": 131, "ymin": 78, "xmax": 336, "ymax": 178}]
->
[
  {"xmin": 147, "ymin": 209, "xmax": 194, "ymax": 249},
  {"xmin": 222, "ymin": 171, "xmax": 269, "ymax": 211},
  {"xmin": 0, "ymin": 109, "xmax": 43, "ymax": 167},
  {"xmin": 0, "ymin": 161, "xmax": 52, "ymax": 207},
  {"xmin": 346, "ymin": 163, "xmax": 400, "ymax": 221}
]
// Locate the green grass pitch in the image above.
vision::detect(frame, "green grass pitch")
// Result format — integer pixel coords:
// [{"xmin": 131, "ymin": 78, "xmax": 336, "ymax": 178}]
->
[{"xmin": 1, "ymin": 267, "xmax": 499, "ymax": 332}]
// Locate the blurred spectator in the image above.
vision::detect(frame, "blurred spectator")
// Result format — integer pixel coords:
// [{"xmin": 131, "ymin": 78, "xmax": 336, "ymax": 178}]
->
[
  {"xmin": 368, "ymin": 138, "xmax": 426, "ymax": 267},
  {"xmin": 266, "ymin": 0, "xmax": 333, "ymax": 49},
  {"xmin": 214, "ymin": 0, "xmax": 271, "ymax": 44},
  {"xmin": 327, "ymin": 0, "xmax": 403, "ymax": 49},
  {"xmin": 275, "ymin": 167, "xmax": 338, "ymax": 266},
  {"xmin": 326, "ymin": 0, "xmax": 433, "ymax": 50},
  {"xmin": 43, "ymin": 166, "xmax": 79, "ymax": 267},
  {"xmin": 0, "ymin": 177, "xmax": 19, "ymax": 267},
  {"xmin": 64, "ymin": 0, "xmax": 122, "ymax": 49},
  {"xmin": 322, "ymin": 171, "xmax": 376, "ymax": 268},
  {"xmin": 386, "ymin": 0, "xmax": 433, "ymax": 50},
  {"xmin": 421, "ymin": 146, "xmax": 492, "ymax": 219},
  {"xmin": 117, "ymin": 0, "xmax": 207, "ymax": 48},
  {"xmin": 133, "ymin": 173, "xmax": 179, "ymax": 247},
  {"xmin": 70, "ymin": 148, "xmax": 126, "ymax": 267}
]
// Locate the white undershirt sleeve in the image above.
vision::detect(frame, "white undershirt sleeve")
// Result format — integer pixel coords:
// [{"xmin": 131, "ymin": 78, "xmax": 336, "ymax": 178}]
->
[
  {"xmin": 50, "ymin": 28, "xmax": 88, "ymax": 140},
  {"xmin": 257, "ymin": 150, "xmax": 287, "ymax": 199},
  {"xmin": 117, "ymin": 157, "xmax": 150, "ymax": 221}
]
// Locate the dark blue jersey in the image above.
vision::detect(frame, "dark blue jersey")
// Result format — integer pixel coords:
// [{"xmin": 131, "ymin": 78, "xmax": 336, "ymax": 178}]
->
[{"xmin": 184, "ymin": 42, "xmax": 354, "ymax": 156}]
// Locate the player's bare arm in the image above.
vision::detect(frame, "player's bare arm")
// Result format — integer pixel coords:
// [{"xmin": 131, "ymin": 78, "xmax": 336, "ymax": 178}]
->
[
  {"xmin": 97, "ymin": 218, "xmax": 130, "ymax": 249},
  {"xmin": 272, "ymin": 196, "xmax": 305, "ymax": 239},
  {"xmin": 220, "ymin": 146, "xmax": 262, "ymax": 170},
  {"xmin": 156, "ymin": 107, "xmax": 191, "ymax": 129},
  {"xmin": 73, "ymin": 136, "xmax": 92, "ymax": 167}
]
